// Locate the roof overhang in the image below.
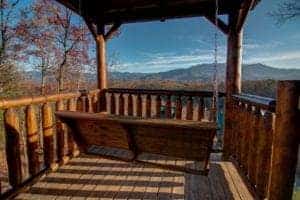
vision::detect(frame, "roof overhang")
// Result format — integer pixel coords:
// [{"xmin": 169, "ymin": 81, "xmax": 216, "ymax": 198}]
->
[{"xmin": 55, "ymin": 0, "xmax": 261, "ymax": 25}]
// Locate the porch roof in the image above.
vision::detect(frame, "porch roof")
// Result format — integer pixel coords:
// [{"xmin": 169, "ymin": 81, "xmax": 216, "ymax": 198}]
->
[{"xmin": 56, "ymin": 0, "xmax": 261, "ymax": 25}]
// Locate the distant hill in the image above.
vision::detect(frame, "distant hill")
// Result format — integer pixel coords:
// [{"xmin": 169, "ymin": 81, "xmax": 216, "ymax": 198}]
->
[{"xmin": 26, "ymin": 63, "xmax": 300, "ymax": 82}]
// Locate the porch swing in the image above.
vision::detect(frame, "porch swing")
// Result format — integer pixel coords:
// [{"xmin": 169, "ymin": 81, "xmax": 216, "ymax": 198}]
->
[{"xmin": 56, "ymin": 0, "xmax": 220, "ymax": 175}]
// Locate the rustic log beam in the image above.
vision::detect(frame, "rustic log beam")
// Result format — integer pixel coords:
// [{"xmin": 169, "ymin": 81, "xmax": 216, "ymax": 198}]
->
[
  {"xmin": 205, "ymin": 15, "xmax": 229, "ymax": 35},
  {"xmin": 96, "ymin": 23, "xmax": 107, "ymax": 90},
  {"xmin": 83, "ymin": 17, "xmax": 97, "ymax": 40},
  {"xmin": 104, "ymin": 22, "xmax": 122, "ymax": 41},
  {"xmin": 268, "ymin": 80, "xmax": 300, "ymax": 200},
  {"xmin": 236, "ymin": 0, "xmax": 256, "ymax": 32}
]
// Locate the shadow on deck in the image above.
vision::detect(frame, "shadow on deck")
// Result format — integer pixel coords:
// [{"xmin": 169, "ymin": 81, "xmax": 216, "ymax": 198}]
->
[{"xmin": 13, "ymin": 153, "xmax": 254, "ymax": 200}]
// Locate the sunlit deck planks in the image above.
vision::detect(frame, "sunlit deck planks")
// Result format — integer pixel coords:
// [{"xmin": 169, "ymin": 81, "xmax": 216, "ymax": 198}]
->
[{"xmin": 13, "ymin": 153, "xmax": 255, "ymax": 200}]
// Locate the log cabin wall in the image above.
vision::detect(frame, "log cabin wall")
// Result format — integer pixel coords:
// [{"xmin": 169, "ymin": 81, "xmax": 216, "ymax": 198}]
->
[{"xmin": 0, "ymin": 90, "xmax": 99, "ymax": 196}]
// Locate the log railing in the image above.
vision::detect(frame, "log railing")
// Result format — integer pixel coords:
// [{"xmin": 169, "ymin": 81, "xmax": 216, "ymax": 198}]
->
[
  {"xmin": 228, "ymin": 93, "xmax": 276, "ymax": 199},
  {"xmin": 0, "ymin": 89, "xmax": 99, "ymax": 196},
  {"xmin": 225, "ymin": 80, "xmax": 300, "ymax": 200},
  {"xmin": 101, "ymin": 88, "xmax": 226, "ymax": 121}
]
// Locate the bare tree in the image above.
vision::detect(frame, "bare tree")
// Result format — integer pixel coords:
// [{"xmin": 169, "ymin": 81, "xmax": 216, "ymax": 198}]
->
[{"xmin": 272, "ymin": 0, "xmax": 300, "ymax": 23}]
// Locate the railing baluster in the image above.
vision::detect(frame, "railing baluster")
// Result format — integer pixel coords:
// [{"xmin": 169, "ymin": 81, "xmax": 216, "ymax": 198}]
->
[
  {"xmin": 77, "ymin": 94, "xmax": 88, "ymax": 112},
  {"xmin": 128, "ymin": 94, "xmax": 133, "ymax": 116},
  {"xmin": 165, "ymin": 95, "xmax": 171, "ymax": 118},
  {"xmin": 136, "ymin": 94, "xmax": 142, "ymax": 117},
  {"xmin": 110, "ymin": 93, "xmax": 116, "ymax": 115},
  {"xmin": 248, "ymin": 106, "xmax": 260, "ymax": 186},
  {"xmin": 156, "ymin": 95, "xmax": 162, "ymax": 118},
  {"xmin": 67, "ymin": 98, "xmax": 79, "ymax": 157},
  {"xmin": 56, "ymin": 100, "xmax": 69, "ymax": 164},
  {"xmin": 175, "ymin": 96, "xmax": 182, "ymax": 120},
  {"xmin": 256, "ymin": 111, "xmax": 274, "ymax": 199},
  {"xmin": 87, "ymin": 95, "xmax": 94, "ymax": 113},
  {"xmin": 42, "ymin": 103, "xmax": 58, "ymax": 170},
  {"xmin": 186, "ymin": 96, "xmax": 193, "ymax": 120},
  {"xmin": 197, "ymin": 97, "xmax": 204, "ymax": 121},
  {"xmin": 242, "ymin": 104, "xmax": 252, "ymax": 174},
  {"xmin": 25, "ymin": 105, "xmax": 42, "ymax": 176},
  {"xmin": 4, "ymin": 108, "xmax": 23, "ymax": 188},
  {"xmin": 119, "ymin": 93, "xmax": 125, "ymax": 116},
  {"xmin": 146, "ymin": 94, "xmax": 151, "ymax": 118}
]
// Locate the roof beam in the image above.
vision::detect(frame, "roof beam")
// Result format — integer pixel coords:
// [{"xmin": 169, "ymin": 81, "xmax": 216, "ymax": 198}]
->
[
  {"xmin": 104, "ymin": 22, "xmax": 122, "ymax": 41},
  {"xmin": 205, "ymin": 15, "xmax": 229, "ymax": 35},
  {"xmin": 236, "ymin": 0, "xmax": 256, "ymax": 32},
  {"xmin": 83, "ymin": 17, "xmax": 97, "ymax": 40}
]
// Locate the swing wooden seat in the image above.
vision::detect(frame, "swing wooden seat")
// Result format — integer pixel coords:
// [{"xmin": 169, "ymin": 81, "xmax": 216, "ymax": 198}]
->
[{"xmin": 56, "ymin": 111, "xmax": 217, "ymax": 175}]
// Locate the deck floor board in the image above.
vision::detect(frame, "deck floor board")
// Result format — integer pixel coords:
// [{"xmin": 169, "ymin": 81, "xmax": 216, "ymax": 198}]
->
[{"xmin": 14, "ymin": 154, "xmax": 255, "ymax": 200}]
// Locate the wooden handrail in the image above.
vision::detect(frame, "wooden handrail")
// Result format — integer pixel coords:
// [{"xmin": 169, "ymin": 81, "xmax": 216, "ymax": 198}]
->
[
  {"xmin": 106, "ymin": 88, "xmax": 226, "ymax": 97},
  {"xmin": 0, "ymin": 90, "xmax": 99, "ymax": 109},
  {"xmin": 232, "ymin": 93, "xmax": 276, "ymax": 112}
]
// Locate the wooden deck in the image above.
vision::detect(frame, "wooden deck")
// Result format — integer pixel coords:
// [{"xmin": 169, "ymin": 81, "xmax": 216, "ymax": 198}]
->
[{"xmin": 13, "ymin": 151, "xmax": 255, "ymax": 200}]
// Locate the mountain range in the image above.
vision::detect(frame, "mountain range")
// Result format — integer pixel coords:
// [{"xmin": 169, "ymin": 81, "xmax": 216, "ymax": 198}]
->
[{"xmin": 26, "ymin": 63, "xmax": 300, "ymax": 82}]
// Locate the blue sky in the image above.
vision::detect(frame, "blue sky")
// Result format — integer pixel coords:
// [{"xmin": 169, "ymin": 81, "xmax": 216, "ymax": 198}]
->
[{"xmin": 106, "ymin": 0, "xmax": 300, "ymax": 73}]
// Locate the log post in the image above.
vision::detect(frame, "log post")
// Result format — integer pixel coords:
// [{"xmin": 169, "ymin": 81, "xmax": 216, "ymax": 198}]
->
[
  {"xmin": 25, "ymin": 105, "xmax": 43, "ymax": 176},
  {"xmin": 67, "ymin": 98, "xmax": 80, "ymax": 157},
  {"xmin": 223, "ymin": 10, "xmax": 243, "ymax": 159},
  {"xmin": 96, "ymin": 23, "xmax": 107, "ymax": 90},
  {"xmin": 128, "ymin": 94, "xmax": 133, "ymax": 116},
  {"xmin": 56, "ymin": 100, "xmax": 69, "ymax": 164},
  {"xmin": 4, "ymin": 108, "xmax": 23, "ymax": 188},
  {"xmin": 268, "ymin": 80, "xmax": 300, "ymax": 200},
  {"xmin": 42, "ymin": 103, "xmax": 58, "ymax": 170}
]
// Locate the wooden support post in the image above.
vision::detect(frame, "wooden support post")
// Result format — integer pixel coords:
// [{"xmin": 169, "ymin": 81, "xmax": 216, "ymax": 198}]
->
[
  {"xmin": 268, "ymin": 80, "xmax": 300, "ymax": 200},
  {"xmin": 128, "ymin": 94, "xmax": 133, "ymax": 116},
  {"xmin": 42, "ymin": 103, "xmax": 58, "ymax": 170},
  {"xmin": 25, "ymin": 105, "xmax": 42, "ymax": 176},
  {"xmin": 4, "ymin": 108, "xmax": 23, "ymax": 188},
  {"xmin": 56, "ymin": 100, "xmax": 69, "ymax": 164},
  {"xmin": 96, "ymin": 23, "xmax": 107, "ymax": 90},
  {"xmin": 67, "ymin": 99, "xmax": 80, "ymax": 157},
  {"xmin": 77, "ymin": 90, "xmax": 88, "ymax": 112},
  {"xmin": 223, "ymin": 10, "xmax": 243, "ymax": 160}
]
